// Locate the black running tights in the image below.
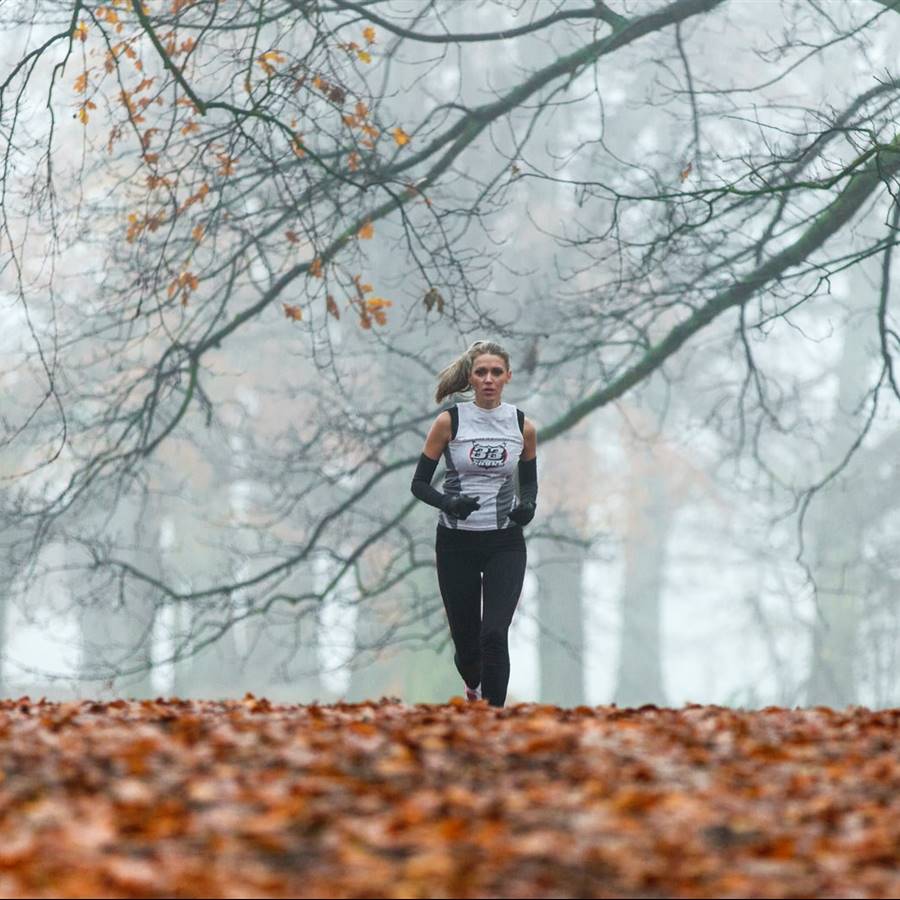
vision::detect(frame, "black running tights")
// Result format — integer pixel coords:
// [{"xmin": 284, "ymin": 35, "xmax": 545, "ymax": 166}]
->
[{"xmin": 435, "ymin": 529, "xmax": 527, "ymax": 707}]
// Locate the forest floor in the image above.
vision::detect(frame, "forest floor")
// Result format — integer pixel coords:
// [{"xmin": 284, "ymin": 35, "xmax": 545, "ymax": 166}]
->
[{"xmin": 0, "ymin": 695, "xmax": 896, "ymax": 898}]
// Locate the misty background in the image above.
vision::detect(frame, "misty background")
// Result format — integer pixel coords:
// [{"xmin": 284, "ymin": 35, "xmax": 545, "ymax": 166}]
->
[{"xmin": 1, "ymin": 0, "xmax": 898, "ymax": 710}]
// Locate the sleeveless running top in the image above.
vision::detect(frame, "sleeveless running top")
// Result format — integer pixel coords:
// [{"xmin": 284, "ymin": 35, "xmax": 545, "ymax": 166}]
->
[{"xmin": 438, "ymin": 400, "xmax": 526, "ymax": 531}]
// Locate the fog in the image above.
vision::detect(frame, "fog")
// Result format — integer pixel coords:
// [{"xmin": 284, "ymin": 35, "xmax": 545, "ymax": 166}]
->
[{"xmin": 1, "ymin": 0, "xmax": 898, "ymax": 709}]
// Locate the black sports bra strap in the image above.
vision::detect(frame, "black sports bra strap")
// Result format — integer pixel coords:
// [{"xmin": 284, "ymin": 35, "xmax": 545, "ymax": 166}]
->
[
  {"xmin": 516, "ymin": 408, "xmax": 524, "ymax": 435},
  {"xmin": 449, "ymin": 404, "xmax": 459, "ymax": 440}
]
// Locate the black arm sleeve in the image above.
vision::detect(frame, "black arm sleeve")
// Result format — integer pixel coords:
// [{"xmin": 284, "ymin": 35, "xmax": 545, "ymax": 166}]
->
[
  {"xmin": 518, "ymin": 457, "xmax": 537, "ymax": 506},
  {"xmin": 410, "ymin": 453, "xmax": 449, "ymax": 511}
]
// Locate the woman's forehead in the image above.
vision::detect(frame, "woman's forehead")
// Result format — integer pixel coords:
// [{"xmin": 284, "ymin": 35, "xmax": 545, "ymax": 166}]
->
[{"xmin": 472, "ymin": 354, "xmax": 506, "ymax": 369}]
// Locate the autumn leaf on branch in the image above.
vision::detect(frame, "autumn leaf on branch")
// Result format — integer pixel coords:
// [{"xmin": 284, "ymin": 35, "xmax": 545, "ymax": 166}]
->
[
  {"xmin": 257, "ymin": 50, "xmax": 286, "ymax": 76},
  {"xmin": 423, "ymin": 286, "xmax": 444, "ymax": 314},
  {"xmin": 77, "ymin": 100, "xmax": 97, "ymax": 124}
]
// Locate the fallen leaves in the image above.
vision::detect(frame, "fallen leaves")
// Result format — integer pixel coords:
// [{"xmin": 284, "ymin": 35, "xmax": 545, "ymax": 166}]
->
[{"xmin": 0, "ymin": 697, "xmax": 896, "ymax": 898}]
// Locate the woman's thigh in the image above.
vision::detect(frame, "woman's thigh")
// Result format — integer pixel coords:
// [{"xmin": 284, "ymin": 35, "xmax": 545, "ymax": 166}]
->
[
  {"xmin": 435, "ymin": 547, "xmax": 483, "ymax": 634},
  {"xmin": 480, "ymin": 548, "xmax": 527, "ymax": 633}
]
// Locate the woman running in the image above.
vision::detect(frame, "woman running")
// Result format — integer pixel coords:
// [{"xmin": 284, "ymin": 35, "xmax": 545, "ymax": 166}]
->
[{"xmin": 410, "ymin": 340, "xmax": 538, "ymax": 707}]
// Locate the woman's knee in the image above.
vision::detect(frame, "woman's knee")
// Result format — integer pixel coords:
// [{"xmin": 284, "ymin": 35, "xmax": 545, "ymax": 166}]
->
[{"xmin": 480, "ymin": 627, "xmax": 508, "ymax": 655}]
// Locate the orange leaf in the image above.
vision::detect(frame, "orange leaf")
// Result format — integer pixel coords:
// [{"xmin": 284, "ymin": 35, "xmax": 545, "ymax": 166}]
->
[
  {"xmin": 257, "ymin": 50, "xmax": 286, "ymax": 75},
  {"xmin": 357, "ymin": 221, "xmax": 374, "ymax": 240},
  {"xmin": 191, "ymin": 224, "xmax": 204, "ymax": 242},
  {"xmin": 680, "ymin": 161, "xmax": 693, "ymax": 182},
  {"xmin": 309, "ymin": 257, "xmax": 323, "ymax": 278},
  {"xmin": 74, "ymin": 72, "xmax": 89, "ymax": 93},
  {"xmin": 283, "ymin": 303, "xmax": 303, "ymax": 321},
  {"xmin": 217, "ymin": 154, "xmax": 238, "ymax": 176},
  {"xmin": 363, "ymin": 26, "xmax": 376, "ymax": 44},
  {"xmin": 74, "ymin": 21, "xmax": 88, "ymax": 41},
  {"xmin": 77, "ymin": 100, "xmax": 96, "ymax": 125},
  {"xmin": 392, "ymin": 127, "xmax": 409, "ymax": 147},
  {"xmin": 326, "ymin": 294, "xmax": 340, "ymax": 319}
]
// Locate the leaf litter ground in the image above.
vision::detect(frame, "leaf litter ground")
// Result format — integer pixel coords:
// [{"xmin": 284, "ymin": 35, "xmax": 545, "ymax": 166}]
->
[{"xmin": 0, "ymin": 695, "xmax": 897, "ymax": 898}]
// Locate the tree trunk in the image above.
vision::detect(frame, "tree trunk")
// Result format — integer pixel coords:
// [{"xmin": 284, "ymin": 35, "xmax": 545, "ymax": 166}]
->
[
  {"xmin": 805, "ymin": 283, "xmax": 872, "ymax": 706},
  {"xmin": 79, "ymin": 491, "xmax": 158, "ymax": 699},
  {"xmin": 613, "ymin": 442, "xmax": 670, "ymax": 707},
  {"xmin": 534, "ymin": 517, "xmax": 587, "ymax": 706}
]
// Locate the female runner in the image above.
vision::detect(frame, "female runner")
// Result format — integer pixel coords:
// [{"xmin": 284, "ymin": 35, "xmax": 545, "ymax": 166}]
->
[{"xmin": 410, "ymin": 340, "xmax": 538, "ymax": 707}]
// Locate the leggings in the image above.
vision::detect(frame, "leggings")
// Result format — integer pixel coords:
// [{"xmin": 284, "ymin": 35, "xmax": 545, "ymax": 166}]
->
[{"xmin": 435, "ymin": 524, "xmax": 527, "ymax": 707}]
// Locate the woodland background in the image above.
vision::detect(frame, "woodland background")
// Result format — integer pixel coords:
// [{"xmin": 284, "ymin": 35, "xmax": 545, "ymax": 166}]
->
[{"xmin": 1, "ymin": 0, "xmax": 900, "ymax": 711}]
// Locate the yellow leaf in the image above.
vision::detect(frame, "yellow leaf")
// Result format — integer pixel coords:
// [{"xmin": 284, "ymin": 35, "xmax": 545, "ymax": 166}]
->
[
  {"xmin": 357, "ymin": 220, "xmax": 374, "ymax": 240},
  {"xmin": 363, "ymin": 26, "xmax": 376, "ymax": 44},
  {"xmin": 74, "ymin": 72, "xmax": 88, "ymax": 93},
  {"xmin": 356, "ymin": 49, "xmax": 372, "ymax": 64},
  {"xmin": 392, "ymin": 127, "xmax": 409, "ymax": 147},
  {"xmin": 257, "ymin": 50, "xmax": 286, "ymax": 75},
  {"xmin": 74, "ymin": 21, "xmax": 88, "ymax": 42},
  {"xmin": 77, "ymin": 100, "xmax": 96, "ymax": 125}
]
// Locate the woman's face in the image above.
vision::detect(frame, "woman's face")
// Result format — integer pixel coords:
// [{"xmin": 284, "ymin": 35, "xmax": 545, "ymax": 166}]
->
[{"xmin": 469, "ymin": 353, "xmax": 511, "ymax": 404}]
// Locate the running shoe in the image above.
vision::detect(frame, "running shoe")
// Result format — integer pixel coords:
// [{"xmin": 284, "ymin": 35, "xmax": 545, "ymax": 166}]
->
[{"xmin": 465, "ymin": 683, "xmax": 482, "ymax": 702}]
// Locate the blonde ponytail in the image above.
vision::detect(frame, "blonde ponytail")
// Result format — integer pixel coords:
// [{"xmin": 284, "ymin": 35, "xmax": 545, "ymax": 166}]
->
[{"xmin": 434, "ymin": 340, "xmax": 510, "ymax": 404}]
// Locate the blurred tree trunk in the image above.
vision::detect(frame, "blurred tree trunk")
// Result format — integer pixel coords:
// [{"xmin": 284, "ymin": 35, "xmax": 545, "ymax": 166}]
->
[
  {"xmin": 157, "ymin": 444, "xmax": 243, "ymax": 699},
  {"xmin": 344, "ymin": 539, "xmax": 404, "ymax": 702},
  {"xmin": 613, "ymin": 442, "xmax": 671, "ymax": 707},
  {"xmin": 534, "ymin": 516, "xmax": 587, "ymax": 706},
  {"xmin": 237, "ymin": 560, "xmax": 323, "ymax": 703},
  {"xmin": 805, "ymin": 280, "xmax": 871, "ymax": 707},
  {"xmin": 0, "ymin": 567, "xmax": 8, "ymax": 696},
  {"xmin": 79, "ymin": 491, "xmax": 159, "ymax": 698}
]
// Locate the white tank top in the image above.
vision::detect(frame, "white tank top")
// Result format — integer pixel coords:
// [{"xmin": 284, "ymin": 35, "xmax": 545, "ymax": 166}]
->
[{"xmin": 438, "ymin": 400, "xmax": 525, "ymax": 531}]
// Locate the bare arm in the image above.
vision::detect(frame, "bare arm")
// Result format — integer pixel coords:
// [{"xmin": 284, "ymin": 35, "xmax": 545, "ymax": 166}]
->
[{"xmin": 422, "ymin": 411, "xmax": 452, "ymax": 460}]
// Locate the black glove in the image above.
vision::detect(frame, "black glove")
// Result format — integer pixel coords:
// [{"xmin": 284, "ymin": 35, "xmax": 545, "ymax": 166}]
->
[
  {"xmin": 508, "ymin": 501, "xmax": 535, "ymax": 526},
  {"xmin": 442, "ymin": 494, "xmax": 481, "ymax": 520}
]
